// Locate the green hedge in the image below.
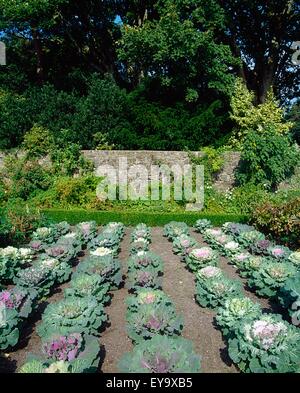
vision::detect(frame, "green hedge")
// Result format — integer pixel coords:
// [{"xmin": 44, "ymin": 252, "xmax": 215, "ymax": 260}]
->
[{"xmin": 42, "ymin": 209, "xmax": 249, "ymax": 227}]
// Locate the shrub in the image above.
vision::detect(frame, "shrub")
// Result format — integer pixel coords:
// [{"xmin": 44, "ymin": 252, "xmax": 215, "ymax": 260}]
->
[
  {"xmin": 118, "ymin": 336, "xmax": 201, "ymax": 373},
  {"xmin": 251, "ymin": 197, "xmax": 300, "ymax": 247},
  {"xmin": 215, "ymin": 297, "xmax": 262, "ymax": 338},
  {"xmin": 236, "ymin": 130, "xmax": 299, "ymax": 190},
  {"xmin": 22, "ymin": 125, "xmax": 54, "ymax": 158},
  {"xmin": 228, "ymin": 314, "xmax": 300, "ymax": 373},
  {"xmin": 126, "ymin": 303, "xmax": 184, "ymax": 344},
  {"xmin": 37, "ymin": 297, "xmax": 107, "ymax": 340}
]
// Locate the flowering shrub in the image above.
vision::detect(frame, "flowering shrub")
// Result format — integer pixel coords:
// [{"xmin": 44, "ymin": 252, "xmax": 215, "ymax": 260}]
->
[
  {"xmin": 0, "ymin": 306, "xmax": 20, "ymax": 350},
  {"xmin": 131, "ymin": 224, "xmax": 151, "ymax": 242},
  {"xmin": 172, "ymin": 235, "xmax": 198, "ymax": 257},
  {"xmin": 130, "ymin": 238, "xmax": 150, "ymax": 255},
  {"xmin": 195, "ymin": 268, "xmax": 242, "ymax": 309},
  {"xmin": 278, "ymin": 272, "xmax": 300, "ymax": 321},
  {"xmin": 228, "ymin": 314, "xmax": 300, "ymax": 372},
  {"xmin": 215, "ymin": 297, "xmax": 262, "ymax": 337},
  {"xmin": 37, "ymin": 297, "xmax": 107, "ymax": 339},
  {"xmin": 163, "ymin": 222, "xmax": 189, "ymax": 241},
  {"xmin": 65, "ymin": 273, "xmax": 110, "ymax": 304},
  {"xmin": 75, "ymin": 255, "xmax": 122, "ymax": 289},
  {"xmin": 288, "ymin": 252, "xmax": 300, "ymax": 269},
  {"xmin": 14, "ymin": 265, "xmax": 55, "ymax": 298},
  {"xmin": 186, "ymin": 247, "xmax": 219, "ymax": 272},
  {"xmin": 118, "ymin": 335, "xmax": 201, "ymax": 373},
  {"xmin": 126, "ymin": 303, "xmax": 184, "ymax": 344},
  {"xmin": 266, "ymin": 245, "xmax": 291, "ymax": 261},
  {"xmin": 127, "ymin": 267, "xmax": 162, "ymax": 292},
  {"xmin": 35, "ymin": 258, "xmax": 72, "ymax": 285},
  {"xmin": 0, "ymin": 286, "xmax": 38, "ymax": 318},
  {"xmin": 248, "ymin": 261, "xmax": 297, "ymax": 297},
  {"xmin": 194, "ymin": 219, "xmax": 212, "ymax": 234},
  {"xmin": 127, "ymin": 251, "xmax": 163, "ymax": 273},
  {"xmin": 76, "ymin": 221, "xmax": 98, "ymax": 244},
  {"xmin": 126, "ymin": 289, "xmax": 173, "ymax": 313}
]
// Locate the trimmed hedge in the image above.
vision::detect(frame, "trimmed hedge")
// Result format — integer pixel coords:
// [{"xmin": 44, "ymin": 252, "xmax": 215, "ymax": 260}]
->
[{"xmin": 42, "ymin": 209, "xmax": 249, "ymax": 227}]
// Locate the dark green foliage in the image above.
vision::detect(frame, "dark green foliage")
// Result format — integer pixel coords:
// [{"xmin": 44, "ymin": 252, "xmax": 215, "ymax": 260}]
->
[{"xmin": 237, "ymin": 130, "xmax": 299, "ymax": 190}]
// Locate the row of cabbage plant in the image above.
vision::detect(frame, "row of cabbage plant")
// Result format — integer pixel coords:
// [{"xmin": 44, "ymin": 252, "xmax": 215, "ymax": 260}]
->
[
  {"xmin": 119, "ymin": 224, "xmax": 201, "ymax": 373},
  {"xmin": 17, "ymin": 222, "xmax": 125, "ymax": 373},
  {"xmin": 192, "ymin": 220, "xmax": 300, "ymax": 373},
  {"xmin": 0, "ymin": 222, "xmax": 93, "ymax": 353},
  {"xmin": 195, "ymin": 220, "xmax": 300, "ymax": 323}
]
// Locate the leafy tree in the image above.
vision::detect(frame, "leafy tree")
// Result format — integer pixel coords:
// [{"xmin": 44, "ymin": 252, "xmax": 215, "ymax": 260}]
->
[{"xmin": 220, "ymin": 0, "xmax": 300, "ymax": 104}]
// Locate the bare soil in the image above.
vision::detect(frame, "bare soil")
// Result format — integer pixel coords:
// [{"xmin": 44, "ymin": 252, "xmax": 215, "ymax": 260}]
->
[{"xmin": 0, "ymin": 226, "xmax": 281, "ymax": 373}]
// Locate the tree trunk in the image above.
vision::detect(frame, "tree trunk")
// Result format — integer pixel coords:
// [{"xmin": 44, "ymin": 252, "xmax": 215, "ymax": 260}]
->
[{"xmin": 32, "ymin": 28, "xmax": 45, "ymax": 85}]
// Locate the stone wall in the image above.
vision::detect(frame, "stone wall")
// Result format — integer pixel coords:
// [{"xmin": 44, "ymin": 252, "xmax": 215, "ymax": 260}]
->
[{"xmin": 0, "ymin": 150, "xmax": 241, "ymax": 192}]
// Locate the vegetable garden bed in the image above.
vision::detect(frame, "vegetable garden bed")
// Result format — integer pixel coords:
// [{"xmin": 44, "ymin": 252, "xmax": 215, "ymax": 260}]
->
[{"xmin": 0, "ymin": 220, "xmax": 299, "ymax": 373}]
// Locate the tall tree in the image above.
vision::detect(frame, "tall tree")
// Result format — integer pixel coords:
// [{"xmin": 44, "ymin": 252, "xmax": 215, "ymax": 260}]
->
[{"xmin": 220, "ymin": 0, "xmax": 300, "ymax": 104}]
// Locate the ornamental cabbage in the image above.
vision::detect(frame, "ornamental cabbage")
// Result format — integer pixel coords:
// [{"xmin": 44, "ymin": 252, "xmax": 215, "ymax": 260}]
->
[
  {"xmin": 35, "ymin": 257, "xmax": 72, "ymax": 285},
  {"xmin": 90, "ymin": 247, "xmax": 114, "ymax": 257},
  {"xmin": 19, "ymin": 359, "xmax": 92, "ymax": 373},
  {"xmin": 57, "ymin": 233, "xmax": 82, "ymax": 255},
  {"xmin": 266, "ymin": 245, "xmax": 292, "ymax": 261},
  {"xmin": 194, "ymin": 219, "xmax": 212, "ymax": 233},
  {"xmin": 248, "ymin": 261, "xmax": 297, "ymax": 298},
  {"xmin": 88, "ymin": 232, "xmax": 120, "ymax": 254},
  {"xmin": 215, "ymin": 297, "xmax": 262, "ymax": 337},
  {"xmin": 126, "ymin": 289, "xmax": 173, "ymax": 313},
  {"xmin": 102, "ymin": 222, "xmax": 125, "ymax": 241},
  {"xmin": 126, "ymin": 267, "xmax": 162, "ymax": 292},
  {"xmin": 172, "ymin": 235, "xmax": 198, "ymax": 257},
  {"xmin": 118, "ymin": 335, "xmax": 201, "ymax": 373},
  {"xmin": 130, "ymin": 238, "xmax": 150, "ymax": 255},
  {"xmin": 0, "ymin": 306, "xmax": 19, "ymax": 350},
  {"xmin": 32, "ymin": 227, "xmax": 57, "ymax": 244},
  {"xmin": 74, "ymin": 255, "xmax": 122, "ymax": 289},
  {"xmin": 163, "ymin": 222, "xmax": 189, "ymax": 241},
  {"xmin": 288, "ymin": 252, "xmax": 300, "ymax": 269},
  {"xmin": 65, "ymin": 273, "xmax": 110, "ymax": 305},
  {"xmin": 0, "ymin": 286, "xmax": 38, "ymax": 319},
  {"xmin": 127, "ymin": 251, "xmax": 163, "ymax": 273},
  {"xmin": 195, "ymin": 269, "xmax": 243, "ymax": 309},
  {"xmin": 278, "ymin": 272, "xmax": 300, "ymax": 321},
  {"xmin": 44, "ymin": 244, "xmax": 76, "ymax": 264},
  {"xmin": 249, "ymin": 239, "xmax": 273, "ymax": 256},
  {"xmin": 37, "ymin": 296, "xmax": 107, "ymax": 339},
  {"xmin": 76, "ymin": 221, "xmax": 98, "ymax": 244},
  {"xmin": 228, "ymin": 314, "xmax": 300, "ymax": 373},
  {"xmin": 223, "ymin": 241, "xmax": 242, "ymax": 257},
  {"xmin": 0, "ymin": 246, "xmax": 21, "ymax": 281},
  {"xmin": 53, "ymin": 222, "xmax": 71, "ymax": 237},
  {"xmin": 229, "ymin": 252, "xmax": 251, "ymax": 268},
  {"xmin": 237, "ymin": 230, "xmax": 265, "ymax": 248},
  {"xmin": 13, "ymin": 265, "xmax": 55, "ymax": 298},
  {"xmin": 202, "ymin": 228, "xmax": 224, "ymax": 244},
  {"xmin": 131, "ymin": 224, "xmax": 151, "ymax": 242},
  {"xmin": 239, "ymin": 256, "xmax": 265, "ymax": 278},
  {"xmin": 185, "ymin": 247, "xmax": 219, "ymax": 271},
  {"xmin": 126, "ymin": 303, "xmax": 184, "ymax": 344}
]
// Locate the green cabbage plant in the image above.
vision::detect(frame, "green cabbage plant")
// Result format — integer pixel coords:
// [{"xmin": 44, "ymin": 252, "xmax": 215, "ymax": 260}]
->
[
  {"xmin": 172, "ymin": 235, "xmax": 198, "ymax": 257},
  {"xmin": 126, "ymin": 267, "xmax": 162, "ymax": 292},
  {"xmin": 194, "ymin": 219, "xmax": 212, "ymax": 233},
  {"xmin": 228, "ymin": 314, "xmax": 300, "ymax": 373},
  {"xmin": 126, "ymin": 289, "xmax": 173, "ymax": 313},
  {"xmin": 277, "ymin": 272, "xmax": 300, "ymax": 322},
  {"xmin": 131, "ymin": 224, "xmax": 151, "ymax": 242},
  {"xmin": 163, "ymin": 222, "xmax": 189, "ymax": 241},
  {"xmin": 185, "ymin": 247, "xmax": 219, "ymax": 272},
  {"xmin": 127, "ymin": 251, "xmax": 163, "ymax": 273},
  {"xmin": 118, "ymin": 335, "xmax": 201, "ymax": 373}
]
